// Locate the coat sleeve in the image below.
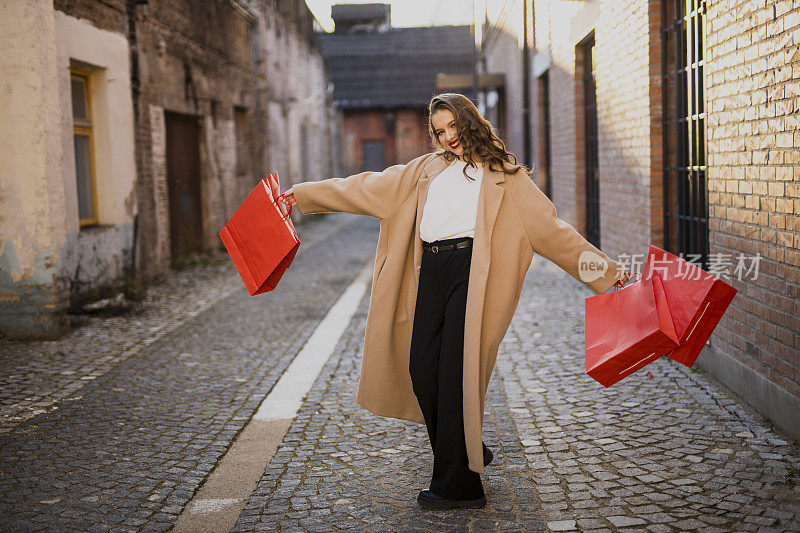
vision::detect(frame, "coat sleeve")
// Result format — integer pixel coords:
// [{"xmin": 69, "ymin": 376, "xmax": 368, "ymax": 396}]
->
[
  {"xmin": 508, "ymin": 171, "xmax": 625, "ymax": 295},
  {"xmin": 292, "ymin": 152, "xmax": 433, "ymax": 220}
]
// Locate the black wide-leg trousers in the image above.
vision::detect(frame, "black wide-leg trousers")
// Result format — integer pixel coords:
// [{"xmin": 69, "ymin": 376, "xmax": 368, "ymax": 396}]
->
[{"xmin": 409, "ymin": 236, "xmax": 485, "ymax": 500}]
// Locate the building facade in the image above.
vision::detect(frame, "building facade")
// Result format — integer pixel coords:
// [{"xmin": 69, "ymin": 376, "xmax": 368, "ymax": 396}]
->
[
  {"xmin": 319, "ymin": 4, "xmax": 475, "ymax": 174},
  {"xmin": 475, "ymin": 0, "xmax": 533, "ymax": 166},
  {"xmin": 528, "ymin": 0, "xmax": 800, "ymax": 440},
  {"xmin": 0, "ymin": 0, "xmax": 339, "ymax": 339}
]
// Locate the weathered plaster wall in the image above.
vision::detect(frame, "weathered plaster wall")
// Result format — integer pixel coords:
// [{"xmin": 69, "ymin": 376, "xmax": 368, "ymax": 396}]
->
[
  {"xmin": 54, "ymin": 10, "xmax": 137, "ymax": 303},
  {"xmin": 0, "ymin": 0, "xmax": 69, "ymax": 338},
  {"xmin": 255, "ymin": 2, "xmax": 338, "ymax": 204}
]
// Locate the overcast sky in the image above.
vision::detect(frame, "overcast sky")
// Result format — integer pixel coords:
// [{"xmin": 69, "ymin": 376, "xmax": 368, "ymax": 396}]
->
[{"xmin": 306, "ymin": 0, "xmax": 476, "ymax": 32}]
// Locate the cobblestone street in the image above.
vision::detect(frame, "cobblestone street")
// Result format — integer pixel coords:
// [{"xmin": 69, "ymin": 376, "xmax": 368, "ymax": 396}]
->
[
  {"xmin": 496, "ymin": 260, "xmax": 800, "ymax": 532},
  {"xmin": 1, "ymin": 215, "xmax": 799, "ymax": 532}
]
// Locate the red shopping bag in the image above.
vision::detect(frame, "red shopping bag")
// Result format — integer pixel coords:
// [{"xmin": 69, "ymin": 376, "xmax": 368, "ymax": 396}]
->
[
  {"xmin": 585, "ymin": 274, "xmax": 680, "ymax": 387},
  {"xmin": 219, "ymin": 173, "xmax": 300, "ymax": 295},
  {"xmin": 642, "ymin": 245, "xmax": 737, "ymax": 368}
]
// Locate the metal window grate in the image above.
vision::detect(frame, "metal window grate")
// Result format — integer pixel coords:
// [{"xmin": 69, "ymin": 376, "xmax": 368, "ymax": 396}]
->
[{"xmin": 662, "ymin": 0, "xmax": 709, "ymax": 269}]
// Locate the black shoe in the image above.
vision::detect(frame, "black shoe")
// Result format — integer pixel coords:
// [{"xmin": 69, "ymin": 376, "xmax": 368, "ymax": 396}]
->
[
  {"xmin": 482, "ymin": 441, "xmax": 493, "ymax": 467},
  {"xmin": 417, "ymin": 489, "xmax": 486, "ymax": 510}
]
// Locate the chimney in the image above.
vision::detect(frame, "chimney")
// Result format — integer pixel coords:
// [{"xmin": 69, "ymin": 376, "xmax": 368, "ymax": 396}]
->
[{"xmin": 331, "ymin": 3, "xmax": 391, "ymax": 33}]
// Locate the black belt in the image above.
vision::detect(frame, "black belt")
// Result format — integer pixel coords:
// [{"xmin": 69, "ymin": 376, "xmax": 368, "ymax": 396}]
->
[{"xmin": 422, "ymin": 239, "xmax": 473, "ymax": 253}]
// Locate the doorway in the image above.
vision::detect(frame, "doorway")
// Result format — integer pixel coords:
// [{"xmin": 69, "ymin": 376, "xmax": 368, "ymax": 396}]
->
[
  {"xmin": 537, "ymin": 70, "xmax": 553, "ymax": 200},
  {"xmin": 362, "ymin": 139, "xmax": 386, "ymax": 171},
  {"xmin": 580, "ymin": 35, "xmax": 601, "ymax": 248},
  {"xmin": 165, "ymin": 111, "xmax": 203, "ymax": 265}
]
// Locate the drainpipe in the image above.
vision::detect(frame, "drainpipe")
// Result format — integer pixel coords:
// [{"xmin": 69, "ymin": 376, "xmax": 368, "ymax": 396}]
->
[
  {"xmin": 471, "ymin": 0, "xmax": 478, "ymax": 101},
  {"xmin": 522, "ymin": 0, "xmax": 532, "ymax": 167},
  {"xmin": 127, "ymin": 0, "xmax": 146, "ymax": 280},
  {"xmin": 126, "ymin": 0, "xmax": 146, "ymax": 119}
]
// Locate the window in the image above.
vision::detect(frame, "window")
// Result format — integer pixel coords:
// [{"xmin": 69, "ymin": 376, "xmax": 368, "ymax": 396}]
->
[
  {"xmin": 662, "ymin": 0, "xmax": 709, "ymax": 268},
  {"xmin": 71, "ymin": 69, "xmax": 97, "ymax": 227},
  {"xmin": 234, "ymin": 106, "xmax": 248, "ymax": 176}
]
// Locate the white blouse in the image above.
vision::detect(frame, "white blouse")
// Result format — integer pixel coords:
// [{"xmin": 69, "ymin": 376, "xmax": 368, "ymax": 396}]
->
[{"xmin": 419, "ymin": 158, "xmax": 484, "ymax": 243}]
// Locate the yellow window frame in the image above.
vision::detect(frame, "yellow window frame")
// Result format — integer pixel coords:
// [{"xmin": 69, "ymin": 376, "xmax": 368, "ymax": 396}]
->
[{"xmin": 71, "ymin": 68, "xmax": 98, "ymax": 227}]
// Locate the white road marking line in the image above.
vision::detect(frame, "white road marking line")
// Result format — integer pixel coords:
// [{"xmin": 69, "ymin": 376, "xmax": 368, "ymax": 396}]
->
[
  {"xmin": 254, "ymin": 260, "xmax": 373, "ymax": 421},
  {"xmin": 186, "ymin": 498, "xmax": 240, "ymax": 515},
  {"xmin": 174, "ymin": 258, "xmax": 374, "ymax": 532}
]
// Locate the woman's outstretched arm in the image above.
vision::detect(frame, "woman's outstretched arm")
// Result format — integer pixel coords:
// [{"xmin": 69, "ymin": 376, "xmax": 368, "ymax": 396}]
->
[
  {"xmin": 281, "ymin": 152, "xmax": 434, "ymax": 220},
  {"xmin": 507, "ymin": 170, "xmax": 629, "ymax": 295}
]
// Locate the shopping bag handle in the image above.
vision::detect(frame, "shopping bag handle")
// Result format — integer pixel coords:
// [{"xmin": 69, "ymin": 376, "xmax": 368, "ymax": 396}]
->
[
  {"xmin": 613, "ymin": 271, "xmax": 641, "ymax": 291},
  {"xmin": 276, "ymin": 193, "xmax": 293, "ymax": 220}
]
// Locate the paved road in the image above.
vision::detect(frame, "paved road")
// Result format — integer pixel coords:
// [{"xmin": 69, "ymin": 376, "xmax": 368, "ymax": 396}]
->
[
  {"xmin": 496, "ymin": 258, "xmax": 800, "ymax": 532},
  {"xmin": 1, "ymin": 214, "xmax": 799, "ymax": 532},
  {"xmin": 0, "ymin": 214, "xmax": 379, "ymax": 531}
]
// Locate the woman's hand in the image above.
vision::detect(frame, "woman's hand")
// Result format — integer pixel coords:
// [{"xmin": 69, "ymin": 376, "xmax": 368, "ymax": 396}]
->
[
  {"xmin": 275, "ymin": 186, "xmax": 298, "ymax": 234},
  {"xmin": 616, "ymin": 270, "xmax": 635, "ymax": 288},
  {"xmin": 280, "ymin": 187, "xmax": 297, "ymax": 209}
]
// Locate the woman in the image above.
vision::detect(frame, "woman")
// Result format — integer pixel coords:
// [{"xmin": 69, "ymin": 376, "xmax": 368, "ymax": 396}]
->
[{"xmin": 280, "ymin": 93, "xmax": 631, "ymax": 510}]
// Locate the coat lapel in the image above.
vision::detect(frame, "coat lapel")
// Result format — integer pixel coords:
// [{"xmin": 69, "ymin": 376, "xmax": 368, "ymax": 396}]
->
[
  {"xmin": 408, "ymin": 152, "xmax": 506, "ymax": 346},
  {"xmin": 412, "ymin": 153, "xmax": 506, "ymax": 279},
  {"xmin": 412, "ymin": 154, "xmax": 443, "ymax": 277},
  {"xmin": 461, "ymin": 162, "xmax": 505, "ymax": 473}
]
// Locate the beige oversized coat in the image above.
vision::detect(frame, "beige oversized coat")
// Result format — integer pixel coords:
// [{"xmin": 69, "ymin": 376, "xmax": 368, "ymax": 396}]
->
[{"xmin": 292, "ymin": 150, "xmax": 624, "ymax": 473}]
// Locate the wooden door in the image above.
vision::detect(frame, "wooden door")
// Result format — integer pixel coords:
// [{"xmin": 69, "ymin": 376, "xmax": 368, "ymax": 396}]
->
[{"xmin": 165, "ymin": 111, "xmax": 203, "ymax": 265}]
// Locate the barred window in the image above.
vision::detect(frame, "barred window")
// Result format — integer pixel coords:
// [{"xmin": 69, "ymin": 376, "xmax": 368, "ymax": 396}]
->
[{"xmin": 662, "ymin": 0, "xmax": 709, "ymax": 268}]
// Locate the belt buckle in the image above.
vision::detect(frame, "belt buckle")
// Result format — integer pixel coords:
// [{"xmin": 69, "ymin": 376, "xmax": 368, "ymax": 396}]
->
[{"xmin": 431, "ymin": 245, "xmax": 439, "ymax": 253}]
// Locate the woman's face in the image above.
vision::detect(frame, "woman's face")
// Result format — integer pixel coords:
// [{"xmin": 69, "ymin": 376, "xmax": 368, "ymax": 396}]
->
[{"xmin": 431, "ymin": 108, "xmax": 464, "ymax": 158}]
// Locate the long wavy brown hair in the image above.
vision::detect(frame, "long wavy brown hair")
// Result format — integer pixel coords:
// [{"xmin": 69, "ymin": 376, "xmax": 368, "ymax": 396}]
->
[{"xmin": 427, "ymin": 92, "xmax": 531, "ymax": 181}]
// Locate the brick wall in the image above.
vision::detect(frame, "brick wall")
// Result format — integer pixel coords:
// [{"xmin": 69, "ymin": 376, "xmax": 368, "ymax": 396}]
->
[
  {"xmin": 341, "ymin": 109, "xmax": 431, "ymax": 176},
  {"xmin": 705, "ymin": 0, "xmax": 800, "ymax": 397},
  {"xmin": 53, "ymin": 0, "xmax": 127, "ymax": 34},
  {"xmin": 531, "ymin": 0, "xmax": 800, "ymax": 438},
  {"xmin": 534, "ymin": 0, "xmax": 653, "ymax": 263},
  {"xmin": 255, "ymin": 1, "xmax": 337, "ymax": 210},
  {"xmin": 544, "ymin": 2, "xmax": 583, "ymax": 229},
  {"xmin": 482, "ymin": 0, "xmax": 526, "ymax": 160},
  {"xmin": 395, "ymin": 110, "xmax": 433, "ymax": 165},
  {"xmin": 55, "ymin": 0, "xmax": 338, "ymax": 279},
  {"xmin": 134, "ymin": 0, "xmax": 256, "ymax": 273},
  {"xmin": 594, "ymin": 0, "xmax": 658, "ymax": 261},
  {"xmin": 343, "ymin": 111, "xmax": 394, "ymax": 176}
]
